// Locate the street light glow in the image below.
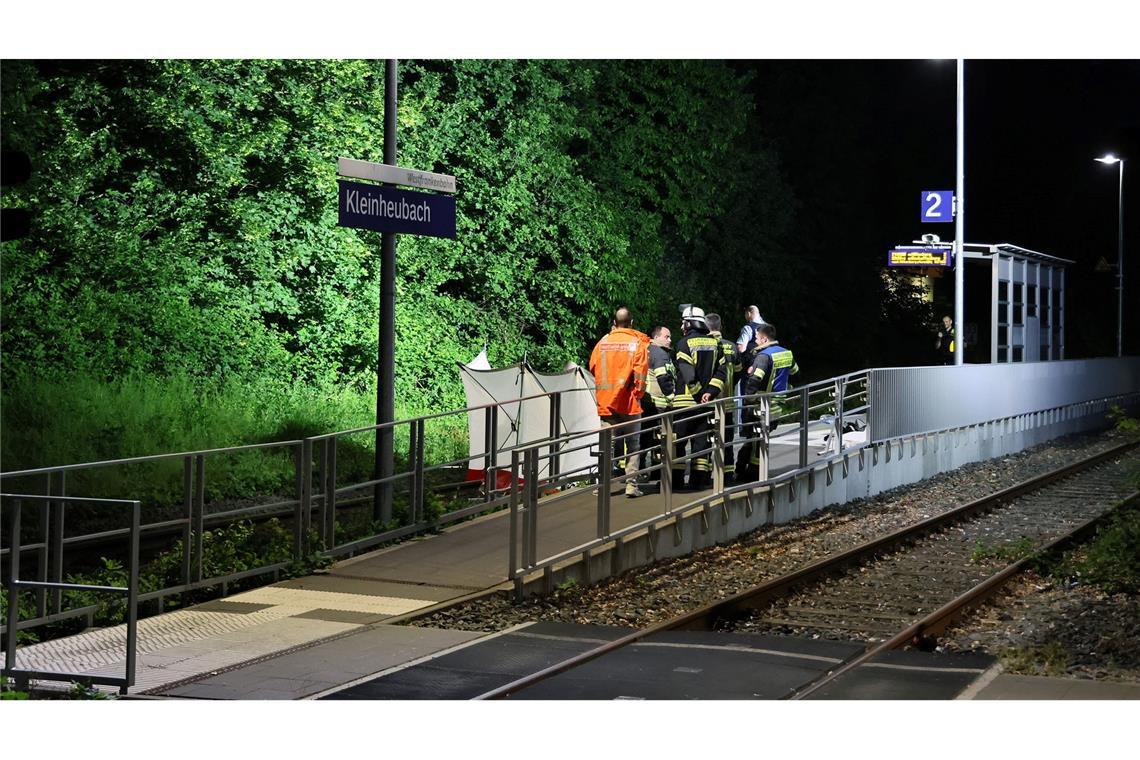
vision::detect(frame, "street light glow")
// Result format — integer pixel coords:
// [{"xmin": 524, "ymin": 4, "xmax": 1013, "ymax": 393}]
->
[{"xmin": 1094, "ymin": 153, "xmax": 1126, "ymax": 357}]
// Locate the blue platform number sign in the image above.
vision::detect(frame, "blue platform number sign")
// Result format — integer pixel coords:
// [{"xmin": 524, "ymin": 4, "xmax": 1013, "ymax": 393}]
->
[{"xmin": 921, "ymin": 190, "xmax": 954, "ymax": 223}]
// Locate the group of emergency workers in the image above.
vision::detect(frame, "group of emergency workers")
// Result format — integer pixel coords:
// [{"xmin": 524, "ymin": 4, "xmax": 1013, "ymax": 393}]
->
[{"xmin": 588, "ymin": 304, "xmax": 799, "ymax": 498}]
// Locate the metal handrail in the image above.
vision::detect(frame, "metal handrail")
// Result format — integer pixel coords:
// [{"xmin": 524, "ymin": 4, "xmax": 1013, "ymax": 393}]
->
[
  {"xmin": 498, "ymin": 371, "xmax": 879, "ymax": 583},
  {"xmin": 3, "ymin": 365, "xmax": 1131, "ymax": 595},
  {"xmin": 3, "ymin": 494, "xmax": 140, "ymax": 695},
  {"xmin": 504, "ymin": 382, "xmax": 1139, "ymax": 589},
  {"xmin": 0, "ymin": 440, "xmax": 305, "ymax": 479},
  {"xmin": 301, "ymin": 386, "xmax": 601, "ymax": 442}
]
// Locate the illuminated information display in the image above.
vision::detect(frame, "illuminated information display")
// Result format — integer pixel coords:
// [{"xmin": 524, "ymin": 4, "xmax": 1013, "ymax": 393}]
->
[{"xmin": 888, "ymin": 246, "xmax": 952, "ymax": 267}]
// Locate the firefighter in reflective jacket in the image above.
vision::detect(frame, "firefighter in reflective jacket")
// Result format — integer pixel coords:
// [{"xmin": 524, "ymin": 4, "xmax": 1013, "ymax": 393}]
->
[
  {"xmin": 706, "ymin": 313, "xmax": 742, "ymax": 480},
  {"xmin": 673, "ymin": 305, "xmax": 727, "ymax": 491},
  {"xmin": 589, "ymin": 307, "xmax": 650, "ymax": 498},
  {"xmin": 739, "ymin": 322, "xmax": 800, "ymax": 482},
  {"xmin": 640, "ymin": 325, "xmax": 678, "ymax": 486}
]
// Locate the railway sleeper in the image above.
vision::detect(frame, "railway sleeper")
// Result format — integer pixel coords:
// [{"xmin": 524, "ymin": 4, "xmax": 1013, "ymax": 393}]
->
[
  {"xmin": 747, "ymin": 618, "xmax": 901, "ymax": 636},
  {"xmin": 776, "ymin": 605, "xmax": 926, "ymax": 623}
]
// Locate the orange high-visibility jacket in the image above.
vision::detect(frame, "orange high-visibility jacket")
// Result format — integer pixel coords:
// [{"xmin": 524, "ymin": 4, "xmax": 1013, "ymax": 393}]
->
[{"xmin": 589, "ymin": 327, "xmax": 650, "ymax": 417}]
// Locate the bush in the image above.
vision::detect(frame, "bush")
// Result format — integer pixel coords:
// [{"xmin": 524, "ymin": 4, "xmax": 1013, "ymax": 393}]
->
[{"xmin": 1047, "ymin": 506, "xmax": 1140, "ymax": 594}]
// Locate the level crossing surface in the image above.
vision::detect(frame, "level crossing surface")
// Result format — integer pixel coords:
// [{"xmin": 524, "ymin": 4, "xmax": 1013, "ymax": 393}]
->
[{"xmin": 318, "ymin": 622, "xmax": 996, "ymax": 700}]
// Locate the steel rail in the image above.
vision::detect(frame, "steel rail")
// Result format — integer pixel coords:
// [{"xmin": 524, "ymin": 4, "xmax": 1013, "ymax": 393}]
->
[
  {"xmin": 475, "ymin": 437, "xmax": 1138, "ymax": 699},
  {"xmin": 787, "ymin": 488, "xmax": 1139, "ymax": 700}
]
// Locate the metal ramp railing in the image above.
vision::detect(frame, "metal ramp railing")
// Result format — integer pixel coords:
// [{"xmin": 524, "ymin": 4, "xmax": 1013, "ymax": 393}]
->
[{"xmin": 2, "ymin": 495, "xmax": 140, "ymax": 694}]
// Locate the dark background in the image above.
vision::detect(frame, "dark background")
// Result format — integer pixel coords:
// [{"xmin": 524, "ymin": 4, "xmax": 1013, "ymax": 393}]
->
[{"xmin": 746, "ymin": 59, "xmax": 1140, "ymax": 361}]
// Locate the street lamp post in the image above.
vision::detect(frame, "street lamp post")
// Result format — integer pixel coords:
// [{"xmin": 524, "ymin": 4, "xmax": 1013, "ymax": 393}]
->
[
  {"xmin": 1095, "ymin": 154, "xmax": 1125, "ymax": 357},
  {"xmin": 954, "ymin": 59, "xmax": 965, "ymax": 366}
]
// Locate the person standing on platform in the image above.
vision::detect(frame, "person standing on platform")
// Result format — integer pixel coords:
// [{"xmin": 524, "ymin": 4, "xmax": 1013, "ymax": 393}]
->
[
  {"xmin": 640, "ymin": 325, "xmax": 678, "ymax": 489},
  {"xmin": 935, "ymin": 315, "xmax": 956, "ymax": 365},
  {"xmin": 673, "ymin": 305, "xmax": 727, "ymax": 491},
  {"xmin": 739, "ymin": 323, "xmax": 800, "ymax": 483},
  {"xmin": 734, "ymin": 305, "xmax": 766, "ymax": 473},
  {"xmin": 706, "ymin": 313, "xmax": 742, "ymax": 482},
  {"xmin": 589, "ymin": 307, "xmax": 650, "ymax": 498},
  {"xmin": 735, "ymin": 305, "xmax": 767, "ymax": 373}
]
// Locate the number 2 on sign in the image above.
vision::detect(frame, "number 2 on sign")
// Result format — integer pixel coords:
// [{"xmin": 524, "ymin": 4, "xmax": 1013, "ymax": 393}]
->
[{"xmin": 925, "ymin": 192, "xmax": 943, "ymax": 218}]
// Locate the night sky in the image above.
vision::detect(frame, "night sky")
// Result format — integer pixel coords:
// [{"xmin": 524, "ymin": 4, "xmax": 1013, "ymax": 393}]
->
[{"xmin": 747, "ymin": 59, "xmax": 1140, "ymax": 358}]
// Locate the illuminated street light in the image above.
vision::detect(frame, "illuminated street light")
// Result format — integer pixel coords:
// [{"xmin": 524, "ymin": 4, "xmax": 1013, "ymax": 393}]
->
[
  {"xmin": 954, "ymin": 59, "xmax": 965, "ymax": 365},
  {"xmin": 1094, "ymin": 154, "xmax": 1125, "ymax": 357}
]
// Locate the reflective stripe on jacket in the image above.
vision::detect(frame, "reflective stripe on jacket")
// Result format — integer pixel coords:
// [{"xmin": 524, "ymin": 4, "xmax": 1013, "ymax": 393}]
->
[
  {"xmin": 710, "ymin": 330, "xmax": 741, "ymax": 393},
  {"xmin": 745, "ymin": 342, "xmax": 799, "ymax": 395},
  {"xmin": 589, "ymin": 327, "xmax": 650, "ymax": 416},
  {"xmin": 646, "ymin": 344, "xmax": 678, "ymax": 409},
  {"xmin": 675, "ymin": 329, "xmax": 727, "ymax": 405}
]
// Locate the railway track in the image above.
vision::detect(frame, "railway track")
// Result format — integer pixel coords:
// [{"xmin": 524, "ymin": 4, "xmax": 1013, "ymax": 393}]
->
[
  {"xmin": 476, "ymin": 438, "xmax": 1140, "ymax": 699},
  {"xmin": 735, "ymin": 468, "xmax": 1134, "ymax": 642}
]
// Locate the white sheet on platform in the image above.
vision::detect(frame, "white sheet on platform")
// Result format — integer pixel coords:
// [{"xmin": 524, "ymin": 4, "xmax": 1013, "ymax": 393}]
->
[{"xmin": 460, "ymin": 352, "xmax": 599, "ymax": 483}]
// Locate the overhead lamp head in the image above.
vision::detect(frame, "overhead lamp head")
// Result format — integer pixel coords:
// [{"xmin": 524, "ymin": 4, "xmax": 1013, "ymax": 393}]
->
[{"xmin": 1095, "ymin": 154, "xmax": 1121, "ymax": 164}]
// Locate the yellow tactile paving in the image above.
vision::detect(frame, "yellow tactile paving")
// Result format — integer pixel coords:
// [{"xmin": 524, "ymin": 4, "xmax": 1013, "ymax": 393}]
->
[
  {"xmin": 228, "ymin": 585, "xmax": 433, "ymax": 616},
  {"xmin": 4, "ymin": 583, "xmax": 438, "ymax": 696}
]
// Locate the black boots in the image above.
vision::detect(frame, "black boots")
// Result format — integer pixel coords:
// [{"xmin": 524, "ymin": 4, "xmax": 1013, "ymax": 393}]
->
[{"xmin": 671, "ymin": 470, "xmax": 687, "ymax": 493}]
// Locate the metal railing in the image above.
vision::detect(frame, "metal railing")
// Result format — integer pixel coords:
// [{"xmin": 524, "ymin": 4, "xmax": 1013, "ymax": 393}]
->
[
  {"xmin": 503, "ymin": 372, "xmax": 871, "ymax": 585},
  {"xmin": 0, "ymin": 386, "xmax": 605, "ymax": 635},
  {"xmin": 501, "ymin": 362, "xmax": 1140, "ymax": 589},
  {"xmin": 2, "ymin": 494, "xmax": 140, "ymax": 694},
  {"xmin": 0, "ymin": 439, "xmax": 308, "ymax": 623}
]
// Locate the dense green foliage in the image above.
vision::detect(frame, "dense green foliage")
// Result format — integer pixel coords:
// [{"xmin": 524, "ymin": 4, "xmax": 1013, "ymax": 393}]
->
[
  {"xmin": 2, "ymin": 59, "xmax": 932, "ymax": 471},
  {"xmin": 2, "ymin": 60, "xmax": 787, "ymax": 405}
]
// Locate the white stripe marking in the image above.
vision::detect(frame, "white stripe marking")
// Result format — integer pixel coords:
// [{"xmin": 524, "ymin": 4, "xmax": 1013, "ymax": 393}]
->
[{"xmin": 304, "ymin": 622, "xmax": 538, "ymax": 700}]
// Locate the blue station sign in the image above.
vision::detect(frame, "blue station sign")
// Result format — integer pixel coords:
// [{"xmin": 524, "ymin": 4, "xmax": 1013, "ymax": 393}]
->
[
  {"xmin": 337, "ymin": 179, "xmax": 456, "ymax": 239},
  {"xmin": 920, "ymin": 190, "xmax": 954, "ymax": 223}
]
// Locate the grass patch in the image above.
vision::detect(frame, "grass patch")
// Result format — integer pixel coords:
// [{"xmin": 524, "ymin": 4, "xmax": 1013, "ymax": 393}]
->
[
  {"xmin": 999, "ymin": 641, "xmax": 1071, "ymax": 677},
  {"xmin": 970, "ymin": 536, "xmax": 1037, "ymax": 564},
  {"xmin": 0, "ymin": 371, "xmax": 470, "ymax": 509},
  {"xmin": 1044, "ymin": 504, "xmax": 1140, "ymax": 594},
  {"xmin": 1, "ymin": 371, "xmax": 377, "ymax": 469}
]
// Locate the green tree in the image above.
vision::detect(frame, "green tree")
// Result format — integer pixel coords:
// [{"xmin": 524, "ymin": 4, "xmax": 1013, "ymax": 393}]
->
[{"xmin": 2, "ymin": 60, "xmax": 793, "ymax": 455}]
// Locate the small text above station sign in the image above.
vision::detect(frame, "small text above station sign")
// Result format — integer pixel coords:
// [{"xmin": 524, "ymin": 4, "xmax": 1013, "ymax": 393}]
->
[
  {"xmin": 920, "ymin": 190, "xmax": 954, "ymax": 223},
  {"xmin": 338, "ymin": 179, "xmax": 456, "ymax": 239},
  {"xmin": 888, "ymin": 246, "xmax": 952, "ymax": 267},
  {"xmin": 338, "ymin": 157, "xmax": 457, "ymax": 194}
]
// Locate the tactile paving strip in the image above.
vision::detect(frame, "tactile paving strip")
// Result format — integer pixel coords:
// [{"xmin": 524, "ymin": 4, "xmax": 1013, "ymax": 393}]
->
[
  {"xmin": 1, "ymin": 606, "xmax": 300, "ymax": 673},
  {"xmin": 228, "ymin": 586, "xmax": 432, "ymax": 616},
  {"xmin": 3, "ymin": 585, "xmax": 436, "ymax": 695}
]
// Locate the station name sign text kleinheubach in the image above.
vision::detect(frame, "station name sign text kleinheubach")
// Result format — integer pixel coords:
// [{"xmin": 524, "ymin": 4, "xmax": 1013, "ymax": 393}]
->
[{"xmin": 338, "ymin": 179, "xmax": 456, "ymax": 238}]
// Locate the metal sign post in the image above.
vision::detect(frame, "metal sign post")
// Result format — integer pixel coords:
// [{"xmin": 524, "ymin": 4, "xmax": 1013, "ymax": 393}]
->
[
  {"xmin": 334, "ymin": 61, "xmax": 459, "ymax": 523},
  {"xmin": 376, "ymin": 59, "xmax": 398, "ymax": 523}
]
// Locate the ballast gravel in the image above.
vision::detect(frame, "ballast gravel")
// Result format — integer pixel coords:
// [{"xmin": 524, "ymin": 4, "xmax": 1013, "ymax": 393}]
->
[
  {"xmin": 412, "ymin": 428, "xmax": 1138, "ymax": 682},
  {"xmin": 940, "ymin": 571, "xmax": 1140, "ymax": 682}
]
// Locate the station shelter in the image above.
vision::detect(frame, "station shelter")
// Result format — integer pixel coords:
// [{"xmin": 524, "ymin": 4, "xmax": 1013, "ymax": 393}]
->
[
  {"xmin": 895, "ymin": 241, "xmax": 1072, "ymax": 364},
  {"xmin": 961, "ymin": 242, "xmax": 1072, "ymax": 364}
]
